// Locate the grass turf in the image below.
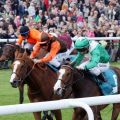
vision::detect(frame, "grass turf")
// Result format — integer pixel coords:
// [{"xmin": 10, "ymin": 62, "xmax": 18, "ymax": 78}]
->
[{"xmin": 0, "ymin": 62, "xmax": 120, "ymax": 120}]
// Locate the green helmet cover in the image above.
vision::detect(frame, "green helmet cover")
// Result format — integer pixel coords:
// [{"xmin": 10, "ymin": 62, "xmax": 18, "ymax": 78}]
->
[{"xmin": 75, "ymin": 38, "xmax": 89, "ymax": 49}]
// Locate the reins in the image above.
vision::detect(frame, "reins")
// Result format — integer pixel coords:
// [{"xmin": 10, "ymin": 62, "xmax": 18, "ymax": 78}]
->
[
  {"xmin": 12, "ymin": 58, "xmax": 36, "ymax": 104},
  {"xmin": 62, "ymin": 65, "xmax": 84, "ymax": 88},
  {"xmin": 13, "ymin": 58, "xmax": 36, "ymax": 84},
  {"xmin": 59, "ymin": 65, "xmax": 85, "ymax": 98}
]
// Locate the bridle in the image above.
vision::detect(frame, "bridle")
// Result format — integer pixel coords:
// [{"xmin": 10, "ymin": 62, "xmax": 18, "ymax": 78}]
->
[
  {"xmin": 12, "ymin": 58, "xmax": 35, "ymax": 84},
  {"xmin": 58, "ymin": 65, "xmax": 84, "ymax": 97}
]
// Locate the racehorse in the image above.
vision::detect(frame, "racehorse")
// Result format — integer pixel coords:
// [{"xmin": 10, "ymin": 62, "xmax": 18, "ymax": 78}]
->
[
  {"xmin": 10, "ymin": 49, "xmax": 62, "ymax": 120},
  {"xmin": 54, "ymin": 64, "xmax": 120, "ymax": 120},
  {"xmin": 0, "ymin": 43, "xmax": 47, "ymax": 62}
]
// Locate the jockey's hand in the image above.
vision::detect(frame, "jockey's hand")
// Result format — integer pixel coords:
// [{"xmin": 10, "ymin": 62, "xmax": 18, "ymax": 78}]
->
[
  {"xmin": 32, "ymin": 59, "xmax": 41, "ymax": 64},
  {"xmin": 76, "ymin": 65, "xmax": 85, "ymax": 70}
]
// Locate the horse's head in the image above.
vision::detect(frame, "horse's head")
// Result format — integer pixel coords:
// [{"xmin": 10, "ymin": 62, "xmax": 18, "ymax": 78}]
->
[
  {"xmin": 10, "ymin": 49, "xmax": 33, "ymax": 88},
  {"xmin": 53, "ymin": 65, "xmax": 76, "ymax": 97},
  {"xmin": 0, "ymin": 44, "xmax": 18, "ymax": 62},
  {"xmin": 54, "ymin": 64, "xmax": 84, "ymax": 97}
]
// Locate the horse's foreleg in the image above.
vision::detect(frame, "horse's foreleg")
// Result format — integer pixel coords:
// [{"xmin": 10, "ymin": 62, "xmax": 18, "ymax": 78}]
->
[
  {"xmin": 91, "ymin": 106, "xmax": 102, "ymax": 120},
  {"xmin": 52, "ymin": 110, "xmax": 62, "ymax": 120},
  {"xmin": 111, "ymin": 104, "xmax": 120, "ymax": 120},
  {"xmin": 72, "ymin": 108, "xmax": 86, "ymax": 120},
  {"xmin": 33, "ymin": 111, "xmax": 41, "ymax": 120}
]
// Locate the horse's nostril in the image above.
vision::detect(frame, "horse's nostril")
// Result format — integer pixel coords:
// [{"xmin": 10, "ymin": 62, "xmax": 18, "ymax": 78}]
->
[
  {"xmin": 10, "ymin": 81, "xmax": 18, "ymax": 88},
  {"xmin": 55, "ymin": 88, "xmax": 63, "ymax": 96}
]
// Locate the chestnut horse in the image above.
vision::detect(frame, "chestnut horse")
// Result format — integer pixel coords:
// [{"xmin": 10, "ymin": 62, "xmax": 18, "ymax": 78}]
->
[
  {"xmin": 54, "ymin": 64, "xmax": 120, "ymax": 120},
  {"xmin": 10, "ymin": 49, "xmax": 62, "ymax": 120}
]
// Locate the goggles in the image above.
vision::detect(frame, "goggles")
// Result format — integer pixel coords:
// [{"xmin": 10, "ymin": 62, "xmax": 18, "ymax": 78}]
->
[
  {"xmin": 39, "ymin": 41, "xmax": 48, "ymax": 46},
  {"xmin": 20, "ymin": 31, "xmax": 29, "ymax": 37},
  {"xmin": 76, "ymin": 47, "xmax": 88, "ymax": 52}
]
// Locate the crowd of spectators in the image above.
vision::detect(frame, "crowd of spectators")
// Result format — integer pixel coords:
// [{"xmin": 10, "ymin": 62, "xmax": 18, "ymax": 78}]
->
[{"xmin": 0, "ymin": 0, "xmax": 120, "ymax": 69}]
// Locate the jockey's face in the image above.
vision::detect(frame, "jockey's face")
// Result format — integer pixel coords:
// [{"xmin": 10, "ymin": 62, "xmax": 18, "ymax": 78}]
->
[
  {"xmin": 21, "ymin": 32, "xmax": 30, "ymax": 39},
  {"xmin": 41, "ymin": 42, "xmax": 49, "ymax": 50},
  {"xmin": 77, "ymin": 47, "xmax": 89, "ymax": 54}
]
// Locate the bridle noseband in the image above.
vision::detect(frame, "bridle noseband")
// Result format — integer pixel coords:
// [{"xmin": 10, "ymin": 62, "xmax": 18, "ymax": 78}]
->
[
  {"xmin": 59, "ymin": 65, "xmax": 84, "ymax": 89},
  {"xmin": 12, "ymin": 58, "xmax": 35, "ymax": 84}
]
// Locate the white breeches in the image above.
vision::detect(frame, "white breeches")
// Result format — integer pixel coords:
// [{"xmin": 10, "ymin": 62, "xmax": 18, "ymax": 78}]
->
[
  {"xmin": 24, "ymin": 43, "xmax": 34, "ymax": 51},
  {"xmin": 49, "ymin": 43, "xmax": 75, "ymax": 68},
  {"xmin": 78, "ymin": 61, "xmax": 110, "ymax": 76}
]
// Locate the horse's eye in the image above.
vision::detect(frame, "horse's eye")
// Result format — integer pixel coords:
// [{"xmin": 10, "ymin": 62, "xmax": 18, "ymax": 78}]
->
[
  {"xmin": 66, "ymin": 73, "xmax": 70, "ymax": 76},
  {"xmin": 21, "ymin": 64, "xmax": 24, "ymax": 68}
]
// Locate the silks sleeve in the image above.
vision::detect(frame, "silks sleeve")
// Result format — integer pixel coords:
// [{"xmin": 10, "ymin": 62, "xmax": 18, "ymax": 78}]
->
[
  {"xmin": 72, "ymin": 52, "xmax": 84, "ymax": 67},
  {"xmin": 30, "ymin": 42, "xmax": 41, "ymax": 58},
  {"xmin": 40, "ymin": 41, "xmax": 60, "ymax": 63},
  {"xmin": 85, "ymin": 48, "xmax": 100, "ymax": 70},
  {"xmin": 16, "ymin": 35, "xmax": 23, "ymax": 45}
]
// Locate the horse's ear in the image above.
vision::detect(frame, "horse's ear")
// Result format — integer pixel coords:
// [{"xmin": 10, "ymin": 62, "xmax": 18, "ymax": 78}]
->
[
  {"xmin": 15, "ymin": 45, "xmax": 21, "ymax": 50},
  {"xmin": 25, "ymin": 49, "xmax": 31, "ymax": 56},
  {"xmin": 15, "ymin": 50, "xmax": 19, "ymax": 58}
]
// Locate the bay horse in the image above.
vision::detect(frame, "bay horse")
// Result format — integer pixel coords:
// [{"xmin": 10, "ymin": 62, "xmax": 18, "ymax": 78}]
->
[
  {"xmin": 54, "ymin": 64, "xmax": 120, "ymax": 120},
  {"xmin": 0, "ymin": 43, "xmax": 15, "ymax": 62},
  {"xmin": 0, "ymin": 43, "xmax": 47, "ymax": 62},
  {"xmin": 9, "ymin": 49, "xmax": 62, "ymax": 120}
]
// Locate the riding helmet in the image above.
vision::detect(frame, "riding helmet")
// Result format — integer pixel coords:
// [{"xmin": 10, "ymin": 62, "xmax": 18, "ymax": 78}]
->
[
  {"xmin": 75, "ymin": 38, "xmax": 89, "ymax": 49},
  {"xmin": 39, "ymin": 32, "xmax": 50, "ymax": 44},
  {"xmin": 20, "ymin": 26, "xmax": 30, "ymax": 36}
]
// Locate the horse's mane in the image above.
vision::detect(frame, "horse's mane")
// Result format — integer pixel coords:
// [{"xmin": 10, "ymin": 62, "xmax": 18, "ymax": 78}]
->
[{"xmin": 62, "ymin": 63, "xmax": 95, "ymax": 83}]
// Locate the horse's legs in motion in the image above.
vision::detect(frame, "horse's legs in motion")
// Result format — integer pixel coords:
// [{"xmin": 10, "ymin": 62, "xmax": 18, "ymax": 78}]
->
[
  {"xmin": 28, "ymin": 94, "xmax": 42, "ymax": 120},
  {"xmin": 72, "ymin": 108, "xmax": 86, "ymax": 120},
  {"xmin": 72, "ymin": 107, "xmax": 100, "ymax": 120},
  {"xmin": 51, "ymin": 110, "xmax": 62, "ymax": 120},
  {"xmin": 111, "ymin": 104, "xmax": 120, "ymax": 120},
  {"xmin": 33, "ymin": 111, "xmax": 42, "ymax": 120},
  {"xmin": 96, "ymin": 111, "xmax": 102, "ymax": 120},
  {"xmin": 42, "ymin": 111, "xmax": 54, "ymax": 120}
]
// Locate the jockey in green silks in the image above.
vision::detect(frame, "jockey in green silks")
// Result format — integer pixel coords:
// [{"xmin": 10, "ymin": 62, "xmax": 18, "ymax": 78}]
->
[{"xmin": 72, "ymin": 37, "xmax": 110, "ymax": 81}]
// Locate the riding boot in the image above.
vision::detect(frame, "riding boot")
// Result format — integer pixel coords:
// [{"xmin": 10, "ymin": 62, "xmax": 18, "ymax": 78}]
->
[{"xmin": 97, "ymin": 73, "xmax": 106, "ymax": 82}]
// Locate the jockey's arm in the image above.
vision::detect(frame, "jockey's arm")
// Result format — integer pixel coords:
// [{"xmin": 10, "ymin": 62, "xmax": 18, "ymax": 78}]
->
[
  {"xmin": 16, "ymin": 35, "xmax": 23, "ymax": 45},
  {"xmin": 40, "ymin": 41, "xmax": 60, "ymax": 63},
  {"xmin": 85, "ymin": 49, "xmax": 100, "ymax": 70},
  {"xmin": 72, "ymin": 52, "xmax": 84, "ymax": 67},
  {"xmin": 30, "ymin": 42, "xmax": 41, "ymax": 59}
]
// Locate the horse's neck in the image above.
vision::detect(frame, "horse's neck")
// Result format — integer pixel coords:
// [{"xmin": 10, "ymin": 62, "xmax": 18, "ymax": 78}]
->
[
  {"xmin": 72, "ymin": 71, "xmax": 100, "ymax": 98},
  {"xmin": 27, "ymin": 64, "xmax": 56, "ymax": 100}
]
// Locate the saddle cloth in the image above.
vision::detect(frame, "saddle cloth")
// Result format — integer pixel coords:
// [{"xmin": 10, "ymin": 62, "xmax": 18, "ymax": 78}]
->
[
  {"xmin": 47, "ymin": 63, "xmax": 59, "ymax": 72},
  {"xmin": 97, "ymin": 69, "xmax": 118, "ymax": 95},
  {"xmin": 47, "ymin": 55, "xmax": 76, "ymax": 72}
]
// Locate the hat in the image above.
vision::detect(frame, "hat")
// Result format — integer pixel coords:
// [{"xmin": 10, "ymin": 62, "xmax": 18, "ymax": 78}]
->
[
  {"xmin": 75, "ymin": 38, "xmax": 89, "ymax": 49},
  {"xmin": 39, "ymin": 32, "xmax": 50, "ymax": 44}
]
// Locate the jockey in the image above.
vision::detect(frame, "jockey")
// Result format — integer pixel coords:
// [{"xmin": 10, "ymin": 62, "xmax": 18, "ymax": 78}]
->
[
  {"xmin": 16, "ymin": 26, "xmax": 42, "ymax": 50},
  {"xmin": 30, "ymin": 32, "xmax": 67, "ymax": 68},
  {"xmin": 72, "ymin": 37, "xmax": 110, "ymax": 81}
]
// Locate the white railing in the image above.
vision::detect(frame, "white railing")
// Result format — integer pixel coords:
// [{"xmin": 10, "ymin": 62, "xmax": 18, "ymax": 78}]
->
[
  {"xmin": 0, "ymin": 37, "xmax": 120, "ymax": 43},
  {"xmin": 1, "ymin": 94, "xmax": 120, "ymax": 120},
  {"xmin": 0, "ymin": 101, "xmax": 94, "ymax": 120}
]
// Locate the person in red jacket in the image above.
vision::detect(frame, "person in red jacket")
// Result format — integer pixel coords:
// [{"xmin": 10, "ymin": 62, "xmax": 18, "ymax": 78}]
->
[{"xmin": 16, "ymin": 26, "xmax": 42, "ymax": 50}]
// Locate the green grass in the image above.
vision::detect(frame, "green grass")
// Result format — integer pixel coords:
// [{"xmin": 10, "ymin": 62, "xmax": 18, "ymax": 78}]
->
[{"xmin": 0, "ymin": 62, "xmax": 120, "ymax": 120}]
